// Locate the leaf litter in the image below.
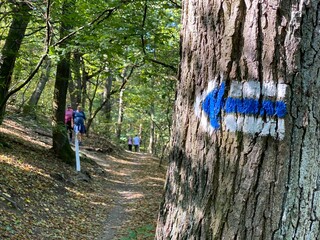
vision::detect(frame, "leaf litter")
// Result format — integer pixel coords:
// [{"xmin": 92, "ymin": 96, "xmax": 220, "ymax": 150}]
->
[{"xmin": 0, "ymin": 115, "xmax": 167, "ymax": 239}]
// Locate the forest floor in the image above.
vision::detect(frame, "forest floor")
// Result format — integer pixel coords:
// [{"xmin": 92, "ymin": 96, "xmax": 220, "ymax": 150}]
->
[{"xmin": 0, "ymin": 112, "xmax": 167, "ymax": 240}]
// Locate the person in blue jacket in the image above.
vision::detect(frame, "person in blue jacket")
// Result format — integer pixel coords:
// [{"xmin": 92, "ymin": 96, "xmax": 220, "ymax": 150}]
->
[
  {"xmin": 73, "ymin": 105, "xmax": 86, "ymax": 145},
  {"xmin": 133, "ymin": 135, "xmax": 140, "ymax": 152}
]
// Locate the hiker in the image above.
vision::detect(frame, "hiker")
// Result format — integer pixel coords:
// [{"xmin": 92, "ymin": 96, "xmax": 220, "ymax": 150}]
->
[
  {"xmin": 65, "ymin": 104, "xmax": 74, "ymax": 143},
  {"xmin": 73, "ymin": 105, "xmax": 86, "ymax": 146},
  {"xmin": 133, "ymin": 135, "xmax": 140, "ymax": 152},
  {"xmin": 127, "ymin": 136, "xmax": 133, "ymax": 151}
]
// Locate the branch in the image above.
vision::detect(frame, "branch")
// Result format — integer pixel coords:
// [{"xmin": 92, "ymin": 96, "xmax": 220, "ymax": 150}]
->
[
  {"xmin": 147, "ymin": 58, "xmax": 177, "ymax": 72},
  {"xmin": 89, "ymin": 64, "xmax": 139, "ymax": 121},
  {"xmin": 111, "ymin": 62, "xmax": 142, "ymax": 94},
  {"xmin": 138, "ymin": 1, "xmax": 178, "ymax": 73},
  {"xmin": 168, "ymin": 0, "xmax": 181, "ymax": 8},
  {"xmin": 2, "ymin": 2, "xmax": 121, "ymax": 110},
  {"xmin": 24, "ymin": 25, "xmax": 46, "ymax": 37},
  {"xmin": 87, "ymin": 67, "xmax": 105, "ymax": 80},
  {"xmin": 53, "ymin": 7, "xmax": 118, "ymax": 47},
  {"xmin": 140, "ymin": 1, "xmax": 148, "ymax": 55}
]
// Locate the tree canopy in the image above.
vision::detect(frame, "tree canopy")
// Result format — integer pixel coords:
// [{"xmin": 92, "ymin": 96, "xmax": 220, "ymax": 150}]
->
[{"xmin": 0, "ymin": 0, "xmax": 181, "ymax": 156}]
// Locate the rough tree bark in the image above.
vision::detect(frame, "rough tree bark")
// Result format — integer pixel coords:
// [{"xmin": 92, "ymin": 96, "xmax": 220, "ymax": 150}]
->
[{"xmin": 156, "ymin": 0, "xmax": 320, "ymax": 239}]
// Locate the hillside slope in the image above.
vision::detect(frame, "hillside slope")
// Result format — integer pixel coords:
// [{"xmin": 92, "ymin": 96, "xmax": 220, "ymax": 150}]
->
[{"xmin": 0, "ymin": 114, "xmax": 167, "ymax": 239}]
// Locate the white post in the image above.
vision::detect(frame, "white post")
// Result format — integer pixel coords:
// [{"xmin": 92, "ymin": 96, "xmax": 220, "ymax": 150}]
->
[{"xmin": 75, "ymin": 132, "xmax": 81, "ymax": 172}]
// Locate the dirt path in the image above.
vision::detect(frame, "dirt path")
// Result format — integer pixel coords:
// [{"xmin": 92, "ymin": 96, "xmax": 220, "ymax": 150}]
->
[{"xmin": 80, "ymin": 149, "xmax": 166, "ymax": 239}]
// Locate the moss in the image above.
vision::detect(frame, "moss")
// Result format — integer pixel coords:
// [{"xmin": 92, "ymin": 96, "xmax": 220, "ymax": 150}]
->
[{"xmin": 58, "ymin": 145, "xmax": 75, "ymax": 165}]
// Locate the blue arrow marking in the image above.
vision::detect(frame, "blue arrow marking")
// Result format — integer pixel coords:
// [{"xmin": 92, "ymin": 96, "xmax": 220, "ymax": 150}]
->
[
  {"xmin": 202, "ymin": 82, "xmax": 226, "ymax": 129},
  {"xmin": 225, "ymin": 98, "xmax": 287, "ymax": 117},
  {"xmin": 275, "ymin": 101, "xmax": 287, "ymax": 118},
  {"xmin": 225, "ymin": 98, "xmax": 260, "ymax": 115},
  {"xmin": 201, "ymin": 82, "xmax": 287, "ymax": 130}
]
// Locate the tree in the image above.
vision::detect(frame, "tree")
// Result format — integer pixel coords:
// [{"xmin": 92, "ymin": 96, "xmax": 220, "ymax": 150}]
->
[
  {"xmin": 25, "ymin": 58, "xmax": 51, "ymax": 113},
  {"xmin": 0, "ymin": 2, "xmax": 31, "ymax": 123},
  {"xmin": 156, "ymin": 0, "xmax": 320, "ymax": 239},
  {"xmin": 115, "ymin": 65, "xmax": 135, "ymax": 142},
  {"xmin": 69, "ymin": 51, "xmax": 83, "ymax": 108},
  {"xmin": 52, "ymin": 0, "xmax": 74, "ymax": 163},
  {"xmin": 102, "ymin": 74, "xmax": 114, "ymax": 134}
]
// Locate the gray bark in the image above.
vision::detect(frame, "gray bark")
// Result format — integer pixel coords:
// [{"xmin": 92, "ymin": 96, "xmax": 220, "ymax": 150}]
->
[
  {"xmin": 28, "ymin": 58, "xmax": 51, "ymax": 107},
  {"xmin": 103, "ymin": 74, "xmax": 113, "ymax": 133},
  {"xmin": 156, "ymin": 0, "xmax": 320, "ymax": 239},
  {"xmin": 116, "ymin": 88, "xmax": 124, "ymax": 142},
  {"xmin": 149, "ymin": 103, "xmax": 155, "ymax": 154}
]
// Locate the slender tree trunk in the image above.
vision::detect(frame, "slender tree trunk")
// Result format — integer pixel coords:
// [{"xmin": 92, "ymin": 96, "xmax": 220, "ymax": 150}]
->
[
  {"xmin": 18, "ymin": 80, "xmax": 32, "ymax": 113},
  {"xmin": 70, "ymin": 51, "xmax": 82, "ymax": 108},
  {"xmin": 68, "ymin": 76, "xmax": 76, "ymax": 108},
  {"xmin": 154, "ymin": 133, "xmax": 159, "ymax": 156},
  {"xmin": 103, "ymin": 75, "xmax": 113, "ymax": 134},
  {"xmin": 81, "ymin": 68, "xmax": 88, "ymax": 109},
  {"xmin": 85, "ymin": 76, "xmax": 96, "ymax": 136},
  {"xmin": 116, "ymin": 88, "xmax": 124, "ymax": 142},
  {"xmin": 139, "ymin": 124, "xmax": 144, "ymax": 151},
  {"xmin": 156, "ymin": 0, "xmax": 320, "ymax": 239},
  {"xmin": 52, "ymin": 0, "xmax": 74, "ymax": 164},
  {"xmin": 0, "ymin": 2, "xmax": 31, "ymax": 123},
  {"xmin": 148, "ymin": 103, "xmax": 155, "ymax": 154},
  {"xmin": 27, "ymin": 58, "xmax": 51, "ymax": 108},
  {"xmin": 148, "ymin": 77, "xmax": 156, "ymax": 154}
]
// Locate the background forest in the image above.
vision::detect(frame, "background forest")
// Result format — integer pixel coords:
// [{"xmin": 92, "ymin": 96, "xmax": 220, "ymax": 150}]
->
[{"xmin": 0, "ymin": 0, "xmax": 181, "ymax": 156}]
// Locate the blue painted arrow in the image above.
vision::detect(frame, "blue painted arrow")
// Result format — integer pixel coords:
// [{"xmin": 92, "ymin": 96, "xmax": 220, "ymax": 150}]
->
[
  {"xmin": 201, "ymin": 82, "xmax": 287, "ymax": 130},
  {"xmin": 225, "ymin": 98, "xmax": 287, "ymax": 117},
  {"xmin": 202, "ymin": 82, "xmax": 226, "ymax": 129}
]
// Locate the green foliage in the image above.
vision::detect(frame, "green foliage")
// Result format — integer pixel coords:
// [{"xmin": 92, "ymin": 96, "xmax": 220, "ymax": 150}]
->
[{"xmin": 1, "ymin": 0, "xmax": 181, "ymax": 154}]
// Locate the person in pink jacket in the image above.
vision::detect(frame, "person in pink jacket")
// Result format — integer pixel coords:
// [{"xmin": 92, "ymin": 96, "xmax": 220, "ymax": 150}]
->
[{"xmin": 65, "ymin": 104, "xmax": 74, "ymax": 143}]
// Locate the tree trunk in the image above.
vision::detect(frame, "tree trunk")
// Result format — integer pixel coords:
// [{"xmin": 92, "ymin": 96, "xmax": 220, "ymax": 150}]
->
[
  {"xmin": 116, "ymin": 88, "xmax": 124, "ymax": 142},
  {"xmin": 148, "ymin": 77, "xmax": 156, "ymax": 154},
  {"xmin": 148, "ymin": 103, "xmax": 155, "ymax": 154},
  {"xmin": 70, "ymin": 51, "xmax": 82, "ymax": 108},
  {"xmin": 156, "ymin": 0, "xmax": 320, "ymax": 239},
  {"xmin": 81, "ymin": 68, "xmax": 88, "ymax": 109},
  {"xmin": 26, "ymin": 58, "xmax": 51, "ymax": 109},
  {"xmin": 52, "ymin": 0, "xmax": 74, "ymax": 164},
  {"xmin": 139, "ymin": 123, "xmax": 144, "ymax": 151},
  {"xmin": 0, "ymin": 2, "xmax": 31, "ymax": 123},
  {"xmin": 52, "ymin": 52, "xmax": 74, "ymax": 164},
  {"xmin": 103, "ymin": 75, "xmax": 113, "ymax": 134}
]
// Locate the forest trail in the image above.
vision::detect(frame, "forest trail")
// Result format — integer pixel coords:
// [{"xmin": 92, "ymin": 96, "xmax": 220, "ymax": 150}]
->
[
  {"xmin": 81, "ymin": 148, "xmax": 165, "ymax": 240},
  {"xmin": 0, "ymin": 115, "xmax": 167, "ymax": 239}
]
